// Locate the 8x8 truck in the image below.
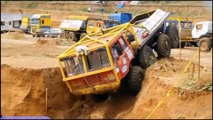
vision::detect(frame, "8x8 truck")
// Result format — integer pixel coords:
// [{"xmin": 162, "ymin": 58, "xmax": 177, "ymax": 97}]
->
[{"xmin": 57, "ymin": 9, "xmax": 174, "ymax": 101}]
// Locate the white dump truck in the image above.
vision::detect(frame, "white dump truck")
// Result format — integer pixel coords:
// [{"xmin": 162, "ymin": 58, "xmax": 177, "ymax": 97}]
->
[{"xmin": 191, "ymin": 20, "xmax": 212, "ymax": 52}]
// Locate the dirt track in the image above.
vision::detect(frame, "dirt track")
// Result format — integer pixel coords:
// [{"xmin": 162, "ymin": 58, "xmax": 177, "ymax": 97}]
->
[
  {"xmin": 1, "ymin": 32, "xmax": 212, "ymax": 119},
  {"xmin": 1, "ymin": 1, "xmax": 212, "ymax": 118}
]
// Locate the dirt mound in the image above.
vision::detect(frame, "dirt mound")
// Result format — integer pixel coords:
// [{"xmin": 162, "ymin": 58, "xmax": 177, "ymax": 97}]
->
[
  {"xmin": 36, "ymin": 38, "xmax": 74, "ymax": 46},
  {"xmin": 150, "ymin": 57, "xmax": 212, "ymax": 90},
  {"xmin": 1, "ymin": 31, "xmax": 25, "ymax": 40},
  {"xmin": 55, "ymin": 38, "xmax": 76, "ymax": 46},
  {"xmin": 1, "ymin": 64, "xmax": 78, "ymax": 117},
  {"xmin": 36, "ymin": 39, "xmax": 58, "ymax": 46},
  {"xmin": 1, "ymin": 58, "xmax": 212, "ymax": 119},
  {"xmin": 115, "ymin": 58, "xmax": 212, "ymax": 119}
]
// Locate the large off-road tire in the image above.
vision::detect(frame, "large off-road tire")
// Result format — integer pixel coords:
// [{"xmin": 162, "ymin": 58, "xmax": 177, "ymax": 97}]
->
[
  {"xmin": 165, "ymin": 24, "xmax": 179, "ymax": 48},
  {"xmin": 91, "ymin": 93, "xmax": 109, "ymax": 102},
  {"xmin": 138, "ymin": 45, "xmax": 157, "ymax": 69},
  {"xmin": 68, "ymin": 32, "xmax": 77, "ymax": 42},
  {"xmin": 127, "ymin": 66, "xmax": 145, "ymax": 95},
  {"xmin": 199, "ymin": 37, "xmax": 212, "ymax": 52},
  {"xmin": 156, "ymin": 33, "xmax": 171, "ymax": 58},
  {"xmin": 80, "ymin": 33, "xmax": 87, "ymax": 39}
]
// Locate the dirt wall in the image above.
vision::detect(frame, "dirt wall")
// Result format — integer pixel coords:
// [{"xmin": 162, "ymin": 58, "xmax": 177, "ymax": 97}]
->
[{"xmin": 1, "ymin": 57, "xmax": 212, "ymax": 119}]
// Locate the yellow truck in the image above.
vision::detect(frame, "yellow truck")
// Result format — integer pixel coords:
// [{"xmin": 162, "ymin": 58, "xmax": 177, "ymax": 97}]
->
[
  {"xmin": 30, "ymin": 14, "xmax": 52, "ymax": 37},
  {"xmin": 60, "ymin": 15, "xmax": 107, "ymax": 42},
  {"xmin": 20, "ymin": 16, "xmax": 30, "ymax": 33},
  {"xmin": 57, "ymin": 9, "xmax": 173, "ymax": 102}
]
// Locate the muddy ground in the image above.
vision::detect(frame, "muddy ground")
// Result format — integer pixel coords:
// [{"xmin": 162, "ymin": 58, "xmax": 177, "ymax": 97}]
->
[{"xmin": 1, "ymin": 32, "xmax": 212, "ymax": 119}]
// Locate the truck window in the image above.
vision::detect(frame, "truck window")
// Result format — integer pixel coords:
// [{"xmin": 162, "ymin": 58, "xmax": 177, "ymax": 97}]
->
[
  {"xmin": 125, "ymin": 32, "xmax": 135, "ymax": 43},
  {"xmin": 196, "ymin": 24, "xmax": 203, "ymax": 30},
  {"xmin": 61, "ymin": 56, "xmax": 84, "ymax": 77},
  {"xmin": 30, "ymin": 19, "xmax": 40, "ymax": 24},
  {"xmin": 189, "ymin": 22, "xmax": 193, "ymax": 29},
  {"xmin": 88, "ymin": 21, "xmax": 94, "ymax": 27},
  {"xmin": 41, "ymin": 20, "xmax": 44, "ymax": 24},
  {"xmin": 96, "ymin": 22, "xmax": 102, "ymax": 27},
  {"xmin": 9, "ymin": 21, "xmax": 12, "ymax": 25},
  {"xmin": 111, "ymin": 42, "xmax": 122, "ymax": 60},
  {"xmin": 81, "ymin": 21, "xmax": 86, "ymax": 29},
  {"xmin": 86, "ymin": 48, "xmax": 110, "ymax": 71},
  {"xmin": 119, "ymin": 37, "xmax": 127, "ymax": 50}
]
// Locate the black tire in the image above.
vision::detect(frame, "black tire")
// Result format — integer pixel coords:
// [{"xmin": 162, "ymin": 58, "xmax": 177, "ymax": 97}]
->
[
  {"xmin": 91, "ymin": 93, "xmax": 109, "ymax": 102},
  {"xmin": 60, "ymin": 32, "xmax": 65, "ymax": 39},
  {"xmin": 199, "ymin": 38, "xmax": 212, "ymax": 52},
  {"xmin": 156, "ymin": 33, "xmax": 171, "ymax": 58},
  {"xmin": 180, "ymin": 42, "xmax": 186, "ymax": 48},
  {"xmin": 138, "ymin": 45, "xmax": 157, "ymax": 69},
  {"xmin": 35, "ymin": 33, "xmax": 40, "ymax": 38},
  {"xmin": 165, "ymin": 24, "xmax": 179, "ymax": 48},
  {"xmin": 127, "ymin": 66, "xmax": 145, "ymax": 95},
  {"xmin": 68, "ymin": 32, "xmax": 76, "ymax": 42},
  {"xmin": 80, "ymin": 33, "xmax": 87, "ymax": 39}
]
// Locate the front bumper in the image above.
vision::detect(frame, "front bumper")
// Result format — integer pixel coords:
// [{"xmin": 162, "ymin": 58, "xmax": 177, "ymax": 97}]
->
[{"xmin": 72, "ymin": 81, "xmax": 120, "ymax": 96}]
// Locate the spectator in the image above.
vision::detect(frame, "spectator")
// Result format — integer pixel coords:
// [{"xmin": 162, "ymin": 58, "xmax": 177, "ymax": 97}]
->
[
  {"xmin": 101, "ymin": 7, "xmax": 104, "ymax": 14},
  {"xmin": 88, "ymin": 7, "xmax": 91, "ymax": 12},
  {"xmin": 115, "ymin": 9, "xmax": 118, "ymax": 13}
]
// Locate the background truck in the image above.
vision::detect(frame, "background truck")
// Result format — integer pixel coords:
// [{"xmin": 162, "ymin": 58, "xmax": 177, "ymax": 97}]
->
[
  {"xmin": 59, "ymin": 13, "xmax": 132, "ymax": 43},
  {"xmin": 1, "ymin": 13, "xmax": 22, "ymax": 33},
  {"xmin": 165, "ymin": 18, "xmax": 212, "ymax": 52},
  {"xmin": 163, "ymin": 18, "xmax": 197, "ymax": 48},
  {"xmin": 104, "ymin": 12, "xmax": 132, "ymax": 28},
  {"xmin": 191, "ymin": 20, "xmax": 212, "ymax": 52},
  {"xmin": 57, "ymin": 9, "xmax": 173, "ymax": 102},
  {"xmin": 59, "ymin": 15, "xmax": 106, "ymax": 42},
  {"xmin": 107, "ymin": 12, "xmax": 132, "ymax": 26},
  {"xmin": 30, "ymin": 14, "xmax": 52, "ymax": 37}
]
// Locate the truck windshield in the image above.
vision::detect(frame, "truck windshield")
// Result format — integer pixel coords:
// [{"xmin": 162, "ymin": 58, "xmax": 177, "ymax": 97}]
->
[
  {"xmin": 196, "ymin": 24, "xmax": 203, "ymax": 30},
  {"xmin": 30, "ymin": 18, "xmax": 40, "ymax": 25},
  {"xmin": 86, "ymin": 48, "xmax": 110, "ymax": 71},
  {"xmin": 61, "ymin": 48, "xmax": 110, "ymax": 78},
  {"xmin": 61, "ymin": 56, "xmax": 84, "ymax": 77}
]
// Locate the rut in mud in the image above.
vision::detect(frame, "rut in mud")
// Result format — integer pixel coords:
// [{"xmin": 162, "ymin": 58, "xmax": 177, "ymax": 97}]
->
[{"xmin": 1, "ymin": 57, "xmax": 212, "ymax": 119}]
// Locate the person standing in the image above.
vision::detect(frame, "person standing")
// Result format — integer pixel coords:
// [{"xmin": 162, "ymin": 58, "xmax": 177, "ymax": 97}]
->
[
  {"xmin": 88, "ymin": 7, "xmax": 91, "ymax": 12},
  {"xmin": 101, "ymin": 7, "xmax": 104, "ymax": 14}
]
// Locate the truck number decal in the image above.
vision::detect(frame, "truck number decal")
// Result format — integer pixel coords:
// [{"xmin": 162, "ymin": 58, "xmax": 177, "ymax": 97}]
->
[{"xmin": 122, "ymin": 65, "xmax": 127, "ymax": 73}]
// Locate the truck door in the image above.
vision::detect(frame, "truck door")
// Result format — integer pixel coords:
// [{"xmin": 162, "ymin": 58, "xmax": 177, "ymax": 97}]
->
[
  {"xmin": 110, "ymin": 36, "xmax": 134, "ymax": 80},
  {"xmin": 94, "ymin": 20, "xmax": 105, "ymax": 32}
]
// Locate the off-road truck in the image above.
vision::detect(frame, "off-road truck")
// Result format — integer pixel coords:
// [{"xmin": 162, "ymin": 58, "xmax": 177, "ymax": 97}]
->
[{"xmin": 57, "ymin": 9, "xmax": 172, "ymax": 101}]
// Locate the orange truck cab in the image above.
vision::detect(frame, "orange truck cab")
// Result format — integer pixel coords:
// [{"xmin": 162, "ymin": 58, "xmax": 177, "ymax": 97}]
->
[{"xmin": 57, "ymin": 32, "xmax": 134, "ymax": 95}]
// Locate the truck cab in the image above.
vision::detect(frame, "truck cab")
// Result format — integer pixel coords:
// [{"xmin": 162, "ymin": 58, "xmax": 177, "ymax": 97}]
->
[
  {"xmin": 192, "ymin": 21, "xmax": 212, "ymax": 39},
  {"xmin": 192, "ymin": 21, "xmax": 212, "ymax": 52},
  {"xmin": 57, "ymin": 31, "xmax": 134, "ymax": 96},
  {"xmin": 30, "ymin": 14, "xmax": 51, "ymax": 37}
]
